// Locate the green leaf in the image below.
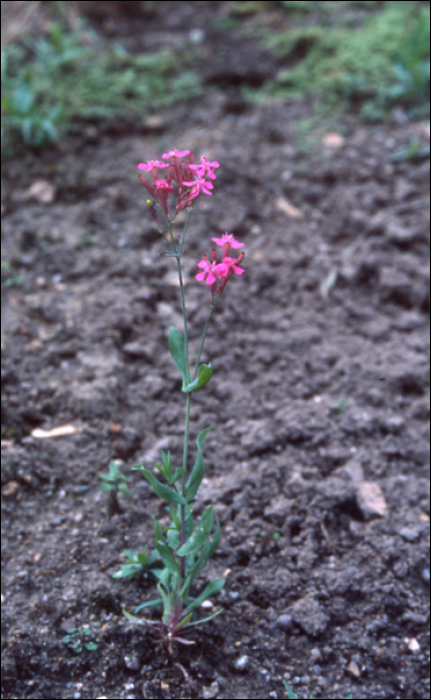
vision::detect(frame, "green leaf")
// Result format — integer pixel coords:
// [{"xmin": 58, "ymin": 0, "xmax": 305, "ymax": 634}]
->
[
  {"xmin": 169, "ymin": 326, "xmax": 187, "ymax": 384},
  {"xmin": 175, "ymin": 611, "xmax": 193, "ymax": 630},
  {"xmin": 98, "ymin": 481, "xmax": 114, "ymax": 493},
  {"xmin": 85, "ymin": 642, "xmax": 98, "ymax": 651},
  {"xmin": 185, "ymin": 426, "xmax": 212, "ymax": 502},
  {"xmin": 168, "ymin": 467, "xmax": 183, "ymax": 486},
  {"xmin": 283, "ymin": 682, "xmax": 298, "ymax": 699},
  {"xmin": 123, "ymin": 609, "xmax": 148, "ymax": 626},
  {"xmin": 112, "ymin": 563, "xmax": 143, "ymax": 579},
  {"xmin": 207, "ymin": 517, "xmax": 221, "ymax": 559},
  {"xmin": 183, "ymin": 606, "xmax": 224, "ymax": 628},
  {"xmin": 135, "ymin": 598, "xmax": 163, "ymax": 613},
  {"xmin": 155, "ymin": 450, "xmax": 173, "ymax": 481},
  {"xmin": 177, "ymin": 506, "xmax": 214, "ymax": 557},
  {"xmin": 154, "ymin": 519, "xmax": 180, "ymax": 574},
  {"xmin": 185, "ymin": 578, "xmax": 225, "ymax": 613},
  {"xmin": 132, "ymin": 465, "xmax": 186, "ymax": 504},
  {"xmin": 180, "ymin": 543, "xmax": 210, "ymax": 601},
  {"xmin": 183, "ymin": 363, "xmax": 213, "ymax": 393}
]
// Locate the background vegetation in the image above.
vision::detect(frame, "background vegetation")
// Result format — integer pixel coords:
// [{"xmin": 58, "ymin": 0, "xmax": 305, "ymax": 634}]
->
[{"xmin": 1, "ymin": 1, "xmax": 429, "ymax": 153}]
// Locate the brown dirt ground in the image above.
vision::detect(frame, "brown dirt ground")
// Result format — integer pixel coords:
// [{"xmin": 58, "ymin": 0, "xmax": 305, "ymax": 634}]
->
[{"xmin": 1, "ymin": 3, "xmax": 430, "ymax": 699}]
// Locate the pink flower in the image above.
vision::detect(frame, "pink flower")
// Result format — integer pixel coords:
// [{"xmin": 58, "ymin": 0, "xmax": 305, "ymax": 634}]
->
[
  {"xmin": 212, "ymin": 233, "xmax": 244, "ymax": 248},
  {"xmin": 196, "ymin": 256, "xmax": 219, "ymax": 286},
  {"xmin": 182, "ymin": 177, "xmax": 214, "ymax": 196},
  {"xmin": 189, "ymin": 156, "xmax": 220, "ymax": 180},
  {"xmin": 137, "ymin": 159, "xmax": 169, "ymax": 173},
  {"xmin": 161, "ymin": 149, "xmax": 190, "ymax": 185},
  {"xmin": 154, "ymin": 179, "xmax": 173, "ymax": 215},
  {"xmin": 161, "ymin": 148, "xmax": 191, "ymax": 159},
  {"xmin": 213, "ymin": 256, "xmax": 245, "ymax": 278},
  {"xmin": 176, "ymin": 177, "xmax": 214, "ymax": 210},
  {"xmin": 212, "ymin": 233, "xmax": 244, "ymax": 258}
]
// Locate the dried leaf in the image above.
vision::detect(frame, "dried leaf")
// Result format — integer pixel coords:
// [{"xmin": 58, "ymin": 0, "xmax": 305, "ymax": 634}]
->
[
  {"xmin": 275, "ymin": 197, "xmax": 303, "ymax": 219},
  {"xmin": 31, "ymin": 425, "xmax": 78, "ymax": 439}
]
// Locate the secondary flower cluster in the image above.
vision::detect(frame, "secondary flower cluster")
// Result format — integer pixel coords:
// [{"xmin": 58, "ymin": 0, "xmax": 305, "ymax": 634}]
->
[
  {"xmin": 196, "ymin": 233, "xmax": 245, "ymax": 295},
  {"xmin": 137, "ymin": 148, "xmax": 219, "ymax": 215}
]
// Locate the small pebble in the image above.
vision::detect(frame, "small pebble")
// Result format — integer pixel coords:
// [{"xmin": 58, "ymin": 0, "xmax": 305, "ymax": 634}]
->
[
  {"xmin": 276, "ymin": 613, "xmax": 293, "ymax": 631},
  {"xmin": 235, "ymin": 654, "xmax": 249, "ymax": 671},
  {"xmin": 347, "ymin": 660, "xmax": 361, "ymax": 678},
  {"xmin": 407, "ymin": 638, "xmax": 420, "ymax": 652},
  {"xmin": 124, "ymin": 655, "xmax": 140, "ymax": 671},
  {"xmin": 399, "ymin": 527, "xmax": 420, "ymax": 542},
  {"xmin": 202, "ymin": 681, "xmax": 219, "ymax": 699},
  {"xmin": 310, "ymin": 647, "xmax": 323, "ymax": 662}
]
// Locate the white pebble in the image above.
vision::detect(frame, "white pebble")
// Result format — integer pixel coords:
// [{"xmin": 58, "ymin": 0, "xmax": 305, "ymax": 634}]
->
[{"xmin": 235, "ymin": 654, "xmax": 249, "ymax": 671}]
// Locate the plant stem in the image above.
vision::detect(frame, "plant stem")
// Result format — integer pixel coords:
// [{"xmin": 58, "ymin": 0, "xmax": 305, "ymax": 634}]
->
[
  {"xmin": 167, "ymin": 212, "xmax": 192, "ymax": 579},
  {"xmin": 193, "ymin": 298, "xmax": 217, "ymax": 380},
  {"xmin": 180, "ymin": 393, "xmax": 191, "ymax": 578}
]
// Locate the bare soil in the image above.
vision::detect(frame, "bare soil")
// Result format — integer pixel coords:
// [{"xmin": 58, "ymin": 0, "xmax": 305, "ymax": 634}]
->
[{"xmin": 1, "ymin": 3, "xmax": 430, "ymax": 699}]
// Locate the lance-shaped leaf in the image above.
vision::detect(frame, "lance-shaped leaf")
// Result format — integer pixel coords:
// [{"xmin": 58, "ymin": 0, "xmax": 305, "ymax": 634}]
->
[
  {"xmin": 180, "ymin": 543, "xmax": 210, "ymax": 601},
  {"xmin": 154, "ymin": 519, "xmax": 180, "ymax": 574},
  {"xmin": 185, "ymin": 426, "xmax": 212, "ymax": 502},
  {"xmin": 132, "ymin": 465, "xmax": 186, "ymax": 505},
  {"xmin": 134, "ymin": 598, "xmax": 163, "ymax": 613},
  {"xmin": 180, "ymin": 518, "xmax": 221, "ymax": 600},
  {"xmin": 185, "ymin": 578, "xmax": 225, "ymax": 614},
  {"xmin": 182, "ymin": 363, "xmax": 213, "ymax": 393},
  {"xmin": 154, "ymin": 450, "xmax": 173, "ymax": 481},
  {"xmin": 184, "ymin": 607, "xmax": 224, "ymax": 628},
  {"xmin": 177, "ymin": 506, "xmax": 214, "ymax": 557},
  {"xmin": 169, "ymin": 326, "xmax": 188, "ymax": 384},
  {"xmin": 207, "ymin": 516, "xmax": 221, "ymax": 559}
]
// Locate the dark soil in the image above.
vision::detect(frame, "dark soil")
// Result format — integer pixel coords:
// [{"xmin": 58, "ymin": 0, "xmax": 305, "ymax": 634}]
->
[{"xmin": 1, "ymin": 3, "xmax": 430, "ymax": 699}]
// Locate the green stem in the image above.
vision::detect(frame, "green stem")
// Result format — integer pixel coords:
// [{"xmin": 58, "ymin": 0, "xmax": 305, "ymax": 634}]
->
[
  {"xmin": 166, "ymin": 210, "xmax": 193, "ymax": 579},
  {"xmin": 193, "ymin": 297, "xmax": 217, "ymax": 380},
  {"xmin": 180, "ymin": 393, "xmax": 191, "ymax": 579}
]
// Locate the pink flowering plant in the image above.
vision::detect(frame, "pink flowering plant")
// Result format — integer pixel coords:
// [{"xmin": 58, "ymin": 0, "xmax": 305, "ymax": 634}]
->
[{"xmin": 124, "ymin": 148, "xmax": 245, "ymax": 653}]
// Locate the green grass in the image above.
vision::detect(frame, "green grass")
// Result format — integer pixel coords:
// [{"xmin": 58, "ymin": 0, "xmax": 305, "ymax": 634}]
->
[
  {"xmin": 1, "ymin": 22, "xmax": 201, "ymax": 154},
  {"xmin": 246, "ymin": 1, "xmax": 430, "ymax": 120}
]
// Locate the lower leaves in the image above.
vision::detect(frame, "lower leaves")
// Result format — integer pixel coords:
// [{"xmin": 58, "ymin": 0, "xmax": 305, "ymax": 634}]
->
[{"xmin": 124, "ymin": 432, "xmax": 224, "ymax": 651}]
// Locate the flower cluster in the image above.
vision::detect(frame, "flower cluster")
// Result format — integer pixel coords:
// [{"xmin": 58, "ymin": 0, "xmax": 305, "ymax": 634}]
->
[
  {"xmin": 137, "ymin": 148, "xmax": 219, "ymax": 216},
  {"xmin": 196, "ymin": 232, "xmax": 245, "ymax": 295}
]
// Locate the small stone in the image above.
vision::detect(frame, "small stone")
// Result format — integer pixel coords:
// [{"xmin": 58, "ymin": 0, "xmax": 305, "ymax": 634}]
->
[
  {"xmin": 235, "ymin": 654, "xmax": 249, "ymax": 671},
  {"xmin": 406, "ymin": 638, "xmax": 420, "ymax": 652},
  {"xmin": 398, "ymin": 527, "xmax": 420, "ymax": 542},
  {"xmin": 2, "ymin": 481, "xmax": 19, "ymax": 497},
  {"xmin": 347, "ymin": 660, "xmax": 361, "ymax": 678},
  {"xmin": 124, "ymin": 655, "xmax": 140, "ymax": 671},
  {"xmin": 310, "ymin": 647, "xmax": 323, "ymax": 662},
  {"xmin": 202, "ymin": 681, "xmax": 219, "ymax": 699},
  {"xmin": 276, "ymin": 614, "xmax": 293, "ymax": 631},
  {"xmin": 356, "ymin": 481, "xmax": 388, "ymax": 519}
]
